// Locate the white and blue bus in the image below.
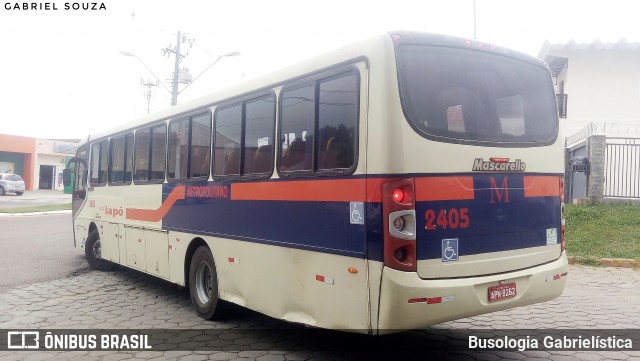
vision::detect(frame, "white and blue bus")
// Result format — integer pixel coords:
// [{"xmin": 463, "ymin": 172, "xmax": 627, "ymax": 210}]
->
[{"xmin": 65, "ymin": 32, "xmax": 568, "ymax": 333}]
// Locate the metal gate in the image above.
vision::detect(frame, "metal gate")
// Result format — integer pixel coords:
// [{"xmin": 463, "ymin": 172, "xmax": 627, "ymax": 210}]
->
[{"xmin": 604, "ymin": 138, "xmax": 640, "ymax": 198}]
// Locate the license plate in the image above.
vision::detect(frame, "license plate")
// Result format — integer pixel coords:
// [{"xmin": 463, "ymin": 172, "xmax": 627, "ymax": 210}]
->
[{"xmin": 488, "ymin": 282, "xmax": 517, "ymax": 302}]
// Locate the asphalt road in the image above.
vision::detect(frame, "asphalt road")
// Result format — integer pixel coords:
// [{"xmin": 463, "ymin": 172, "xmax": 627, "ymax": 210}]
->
[{"xmin": 0, "ymin": 214, "xmax": 87, "ymax": 292}]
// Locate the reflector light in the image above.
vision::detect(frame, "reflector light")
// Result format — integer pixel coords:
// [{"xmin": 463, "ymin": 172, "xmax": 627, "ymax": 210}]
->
[
  {"xmin": 393, "ymin": 216, "xmax": 405, "ymax": 232},
  {"xmin": 394, "ymin": 247, "xmax": 407, "ymax": 262},
  {"xmin": 391, "ymin": 34, "xmax": 402, "ymax": 41},
  {"xmin": 408, "ymin": 298, "xmax": 428, "ymax": 303},
  {"xmin": 392, "ymin": 188, "xmax": 404, "ymax": 203}
]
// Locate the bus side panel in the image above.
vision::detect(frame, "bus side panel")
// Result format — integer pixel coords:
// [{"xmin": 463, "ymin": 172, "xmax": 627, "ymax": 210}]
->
[
  {"xmin": 162, "ymin": 180, "xmax": 371, "ymax": 331},
  {"xmin": 169, "ymin": 232, "xmax": 371, "ymax": 331}
]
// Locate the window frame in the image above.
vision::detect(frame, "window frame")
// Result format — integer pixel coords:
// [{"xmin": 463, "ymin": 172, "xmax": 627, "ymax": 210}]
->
[
  {"xmin": 133, "ymin": 122, "xmax": 167, "ymax": 185},
  {"xmin": 108, "ymin": 132, "xmax": 133, "ymax": 186},
  {"xmin": 212, "ymin": 91, "xmax": 277, "ymax": 181},
  {"xmin": 89, "ymin": 139, "xmax": 109, "ymax": 187},
  {"xmin": 276, "ymin": 67, "xmax": 360, "ymax": 179},
  {"xmin": 167, "ymin": 110, "xmax": 212, "ymax": 182}
]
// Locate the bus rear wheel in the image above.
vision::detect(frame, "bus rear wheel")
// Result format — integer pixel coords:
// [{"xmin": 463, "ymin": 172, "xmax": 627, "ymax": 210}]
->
[
  {"xmin": 189, "ymin": 246, "xmax": 225, "ymax": 320},
  {"xmin": 85, "ymin": 230, "xmax": 114, "ymax": 271}
]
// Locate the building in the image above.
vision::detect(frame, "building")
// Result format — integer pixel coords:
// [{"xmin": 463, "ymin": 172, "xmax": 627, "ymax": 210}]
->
[
  {"xmin": 0, "ymin": 134, "xmax": 36, "ymax": 190},
  {"xmin": 538, "ymin": 39, "xmax": 640, "ymax": 138},
  {"xmin": 540, "ymin": 40, "xmax": 640, "ymax": 202},
  {"xmin": 35, "ymin": 138, "xmax": 79, "ymax": 190},
  {"xmin": 0, "ymin": 134, "xmax": 79, "ymax": 191}
]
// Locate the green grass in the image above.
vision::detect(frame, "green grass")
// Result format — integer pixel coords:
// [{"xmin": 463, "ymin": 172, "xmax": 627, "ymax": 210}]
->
[
  {"xmin": 0, "ymin": 203, "xmax": 72, "ymax": 214},
  {"xmin": 565, "ymin": 203, "xmax": 640, "ymax": 260}
]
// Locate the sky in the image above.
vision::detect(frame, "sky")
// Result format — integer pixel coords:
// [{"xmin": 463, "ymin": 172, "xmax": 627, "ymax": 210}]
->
[{"xmin": 1, "ymin": 0, "xmax": 639, "ymax": 139}]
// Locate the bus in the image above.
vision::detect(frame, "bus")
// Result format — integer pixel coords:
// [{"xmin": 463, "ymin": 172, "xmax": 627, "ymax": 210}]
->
[{"xmin": 64, "ymin": 31, "xmax": 568, "ymax": 334}]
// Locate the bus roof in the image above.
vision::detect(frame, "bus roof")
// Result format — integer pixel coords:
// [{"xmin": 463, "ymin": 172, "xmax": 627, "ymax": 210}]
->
[{"xmin": 85, "ymin": 31, "xmax": 546, "ymax": 143}]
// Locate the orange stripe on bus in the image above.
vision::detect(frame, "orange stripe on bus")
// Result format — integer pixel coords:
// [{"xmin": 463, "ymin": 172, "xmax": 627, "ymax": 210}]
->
[
  {"xmin": 231, "ymin": 179, "xmax": 368, "ymax": 202},
  {"xmin": 523, "ymin": 176, "xmax": 561, "ymax": 198},
  {"xmin": 415, "ymin": 176, "xmax": 475, "ymax": 201},
  {"xmin": 126, "ymin": 185, "xmax": 185, "ymax": 222}
]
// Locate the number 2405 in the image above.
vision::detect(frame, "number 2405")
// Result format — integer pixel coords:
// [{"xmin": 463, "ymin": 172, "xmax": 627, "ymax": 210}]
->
[{"xmin": 425, "ymin": 208, "xmax": 470, "ymax": 230}]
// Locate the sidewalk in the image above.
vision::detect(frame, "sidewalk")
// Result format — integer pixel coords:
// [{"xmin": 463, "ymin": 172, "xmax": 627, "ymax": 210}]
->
[
  {"xmin": 0, "ymin": 189, "xmax": 71, "ymax": 210},
  {"xmin": 8, "ymin": 189, "xmax": 71, "ymax": 201}
]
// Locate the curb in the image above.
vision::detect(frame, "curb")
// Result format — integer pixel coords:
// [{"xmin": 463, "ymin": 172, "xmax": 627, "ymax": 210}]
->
[
  {"xmin": 568, "ymin": 256, "xmax": 640, "ymax": 268},
  {"xmin": 0, "ymin": 210, "xmax": 72, "ymax": 217}
]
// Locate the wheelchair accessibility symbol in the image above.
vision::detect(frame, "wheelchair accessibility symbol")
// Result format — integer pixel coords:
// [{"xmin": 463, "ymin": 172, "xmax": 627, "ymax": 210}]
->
[
  {"xmin": 442, "ymin": 238, "xmax": 459, "ymax": 262},
  {"xmin": 350, "ymin": 202, "xmax": 364, "ymax": 225}
]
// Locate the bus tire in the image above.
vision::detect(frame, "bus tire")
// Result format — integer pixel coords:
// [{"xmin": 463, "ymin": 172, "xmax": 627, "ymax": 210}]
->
[
  {"xmin": 85, "ymin": 230, "xmax": 114, "ymax": 271},
  {"xmin": 189, "ymin": 246, "xmax": 225, "ymax": 320}
]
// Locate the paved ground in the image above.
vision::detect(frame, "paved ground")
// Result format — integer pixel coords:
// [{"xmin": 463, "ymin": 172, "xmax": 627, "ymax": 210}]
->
[
  {"xmin": 0, "ymin": 214, "xmax": 85, "ymax": 292},
  {"xmin": 0, "ymin": 264, "xmax": 638, "ymax": 360}
]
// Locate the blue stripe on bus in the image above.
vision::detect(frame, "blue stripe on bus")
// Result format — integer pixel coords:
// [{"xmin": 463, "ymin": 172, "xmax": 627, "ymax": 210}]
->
[{"xmin": 161, "ymin": 176, "xmax": 560, "ymax": 262}]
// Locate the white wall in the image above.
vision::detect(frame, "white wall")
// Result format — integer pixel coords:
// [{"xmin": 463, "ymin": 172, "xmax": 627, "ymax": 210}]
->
[{"xmin": 552, "ymin": 47, "xmax": 640, "ymax": 137}]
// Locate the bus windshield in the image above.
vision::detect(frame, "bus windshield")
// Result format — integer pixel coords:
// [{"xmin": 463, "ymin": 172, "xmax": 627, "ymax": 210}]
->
[{"xmin": 396, "ymin": 45, "xmax": 558, "ymax": 145}]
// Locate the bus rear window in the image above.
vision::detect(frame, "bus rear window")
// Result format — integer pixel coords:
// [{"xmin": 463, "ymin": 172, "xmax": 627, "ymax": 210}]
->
[{"xmin": 396, "ymin": 45, "xmax": 557, "ymax": 145}]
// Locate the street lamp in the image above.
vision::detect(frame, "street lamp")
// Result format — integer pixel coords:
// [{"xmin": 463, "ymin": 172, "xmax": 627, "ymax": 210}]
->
[
  {"xmin": 119, "ymin": 51, "xmax": 172, "ymax": 95},
  {"xmin": 177, "ymin": 51, "xmax": 240, "ymax": 96},
  {"xmin": 121, "ymin": 49, "xmax": 240, "ymax": 106}
]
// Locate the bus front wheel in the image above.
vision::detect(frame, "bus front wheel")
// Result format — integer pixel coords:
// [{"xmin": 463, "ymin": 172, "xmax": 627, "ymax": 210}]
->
[
  {"xmin": 84, "ymin": 230, "xmax": 114, "ymax": 271},
  {"xmin": 189, "ymin": 246, "xmax": 225, "ymax": 320}
]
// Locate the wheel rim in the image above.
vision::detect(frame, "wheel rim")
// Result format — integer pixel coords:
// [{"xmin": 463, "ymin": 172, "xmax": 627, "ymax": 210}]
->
[
  {"xmin": 0, "ymin": 187, "xmax": 4, "ymax": 195},
  {"xmin": 195, "ymin": 261, "xmax": 213, "ymax": 305},
  {"xmin": 92, "ymin": 239, "xmax": 102, "ymax": 260}
]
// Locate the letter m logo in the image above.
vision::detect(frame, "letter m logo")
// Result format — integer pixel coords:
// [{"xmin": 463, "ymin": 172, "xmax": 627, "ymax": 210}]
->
[{"xmin": 489, "ymin": 176, "xmax": 510, "ymax": 203}]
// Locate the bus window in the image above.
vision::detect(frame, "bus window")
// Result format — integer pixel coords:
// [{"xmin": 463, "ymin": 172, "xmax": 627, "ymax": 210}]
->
[
  {"xmin": 135, "ymin": 124, "xmax": 167, "ymax": 183},
  {"xmin": 168, "ymin": 119, "xmax": 189, "ymax": 179},
  {"xmin": 397, "ymin": 45, "xmax": 557, "ymax": 144},
  {"xmin": 150, "ymin": 125, "xmax": 166, "ymax": 181},
  {"xmin": 134, "ymin": 128, "xmax": 151, "ymax": 182},
  {"xmin": 168, "ymin": 114, "xmax": 210, "ymax": 180},
  {"xmin": 214, "ymin": 104, "xmax": 242, "ymax": 176},
  {"xmin": 190, "ymin": 113, "xmax": 211, "ymax": 179},
  {"xmin": 279, "ymin": 72, "xmax": 358, "ymax": 174},
  {"xmin": 89, "ymin": 140, "xmax": 108, "ymax": 186},
  {"xmin": 279, "ymin": 84, "xmax": 314, "ymax": 172},
  {"xmin": 244, "ymin": 96, "xmax": 275, "ymax": 174},
  {"xmin": 214, "ymin": 94, "xmax": 275, "ymax": 177},
  {"xmin": 318, "ymin": 74, "xmax": 357, "ymax": 170},
  {"xmin": 109, "ymin": 133, "xmax": 133, "ymax": 184}
]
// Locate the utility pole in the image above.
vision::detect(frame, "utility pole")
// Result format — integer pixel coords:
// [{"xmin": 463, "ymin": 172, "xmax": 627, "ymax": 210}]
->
[
  {"xmin": 141, "ymin": 78, "xmax": 159, "ymax": 114},
  {"xmin": 124, "ymin": 30, "xmax": 237, "ymax": 108},
  {"xmin": 162, "ymin": 31, "xmax": 195, "ymax": 106}
]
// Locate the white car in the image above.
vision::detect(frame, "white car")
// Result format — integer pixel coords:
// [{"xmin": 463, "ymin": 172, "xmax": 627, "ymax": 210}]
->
[{"xmin": 0, "ymin": 173, "xmax": 25, "ymax": 196}]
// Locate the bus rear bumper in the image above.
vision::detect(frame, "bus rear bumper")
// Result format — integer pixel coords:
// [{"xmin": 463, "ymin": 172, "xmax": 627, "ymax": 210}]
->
[{"xmin": 376, "ymin": 252, "xmax": 568, "ymax": 333}]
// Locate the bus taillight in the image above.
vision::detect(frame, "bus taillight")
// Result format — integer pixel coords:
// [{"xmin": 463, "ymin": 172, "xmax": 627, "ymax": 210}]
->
[{"xmin": 382, "ymin": 179, "xmax": 417, "ymax": 272}]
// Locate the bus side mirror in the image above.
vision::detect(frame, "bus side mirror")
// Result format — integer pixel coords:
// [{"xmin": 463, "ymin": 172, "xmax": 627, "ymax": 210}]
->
[{"xmin": 63, "ymin": 169, "xmax": 72, "ymax": 187}]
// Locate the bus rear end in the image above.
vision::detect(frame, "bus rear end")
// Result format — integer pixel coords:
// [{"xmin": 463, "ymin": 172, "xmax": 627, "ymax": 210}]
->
[{"xmin": 372, "ymin": 33, "xmax": 568, "ymax": 332}]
